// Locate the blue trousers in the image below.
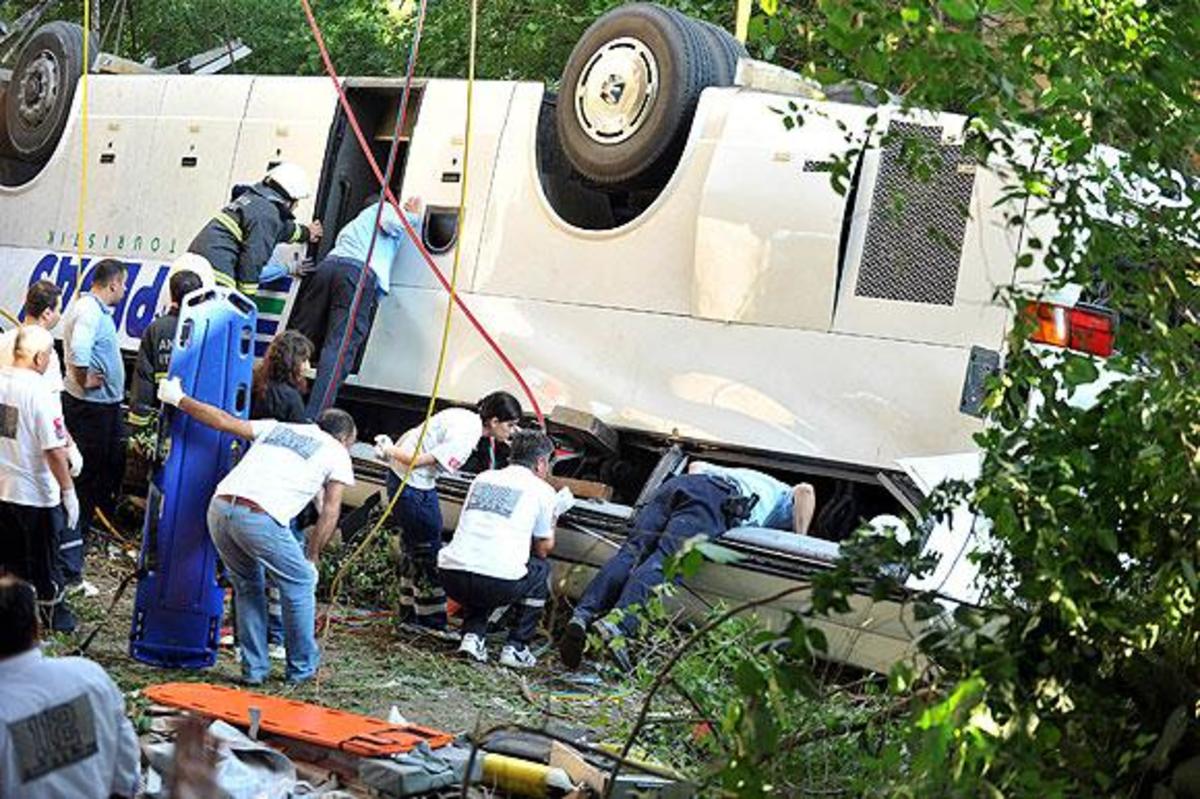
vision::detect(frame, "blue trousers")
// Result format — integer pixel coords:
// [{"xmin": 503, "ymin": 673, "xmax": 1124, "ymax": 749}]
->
[
  {"xmin": 387, "ymin": 472, "xmax": 447, "ymax": 630},
  {"xmin": 574, "ymin": 474, "xmax": 735, "ymax": 635},
  {"xmin": 207, "ymin": 499, "xmax": 320, "ymax": 683},
  {"xmin": 267, "ymin": 522, "xmax": 307, "ymax": 646},
  {"xmin": 442, "ymin": 558, "xmax": 550, "ymax": 645},
  {"xmin": 292, "ymin": 256, "xmax": 379, "ymax": 417}
]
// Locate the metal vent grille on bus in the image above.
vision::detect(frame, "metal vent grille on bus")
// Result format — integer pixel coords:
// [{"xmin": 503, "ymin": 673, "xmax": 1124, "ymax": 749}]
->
[{"xmin": 854, "ymin": 122, "xmax": 976, "ymax": 306}]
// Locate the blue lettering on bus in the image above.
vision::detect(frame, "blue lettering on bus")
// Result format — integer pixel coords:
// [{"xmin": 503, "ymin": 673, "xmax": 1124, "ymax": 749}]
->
[{"xmin": 26, "ymin": 252, "xmax": 170, "ymax": 340}]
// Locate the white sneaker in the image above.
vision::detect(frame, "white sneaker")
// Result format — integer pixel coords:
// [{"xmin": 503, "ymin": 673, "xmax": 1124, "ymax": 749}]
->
[
  {"xmin": 499, "ymin": 644, "xmax": 537, "ymax": 669},
  {"xmin": 268, "ymin": 643, "xmax": 287, "ymax": 661},
  {"xmin": 458, "ymin": 633, "xmax": 487, "ymax": 663}
]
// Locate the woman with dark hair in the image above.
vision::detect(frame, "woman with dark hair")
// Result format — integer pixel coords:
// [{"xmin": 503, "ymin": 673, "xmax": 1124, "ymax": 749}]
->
[
  {"xmin": 374, "ymin": 390, "xmax": 523, "ymax": 635},
  {"xmin": 249, "ymin": 329, "xmax": 315, "ymax": 658},
  {"xmin": 251, "ymin": 330, "xmax": 314, "ymax": 423}
]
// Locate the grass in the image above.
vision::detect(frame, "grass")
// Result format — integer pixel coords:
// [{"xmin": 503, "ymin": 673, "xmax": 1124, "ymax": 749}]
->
[
  {"xmin": 45, "ymin": 536, "xmax": 654, "ymax": 746},
  {"xmin": 43, "ymin": 510, "xmax": 899, "ymax": 795}
]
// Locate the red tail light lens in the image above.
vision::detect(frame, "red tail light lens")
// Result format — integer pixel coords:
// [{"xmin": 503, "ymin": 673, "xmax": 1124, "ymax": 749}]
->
[{"xmin": 1023, "ymin": 302, "xmax": 1118, "ymax": 357}]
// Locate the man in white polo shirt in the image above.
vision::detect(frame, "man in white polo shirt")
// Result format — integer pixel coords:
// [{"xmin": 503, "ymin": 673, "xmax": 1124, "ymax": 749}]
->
[
  {"xmin": 0, "ymin": 326, "xmax": 79, "ymax": 632},
  {"xmin": 158, "ymin": 376, "xmax": 356, "ymax": 685},
  {"xmin": 0, "ymin": 280, "xmax": 83, "ymax": 477},
  {"xmin": 439, "ymin": 430, "xmax": 559, "ymax": 668},
  {"xmin": 0, "ymin": 576, "xmax": 139, "ymax": 799}
]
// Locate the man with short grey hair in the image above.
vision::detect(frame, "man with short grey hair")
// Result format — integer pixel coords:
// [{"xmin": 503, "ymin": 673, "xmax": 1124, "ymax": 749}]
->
[
  {"xmin": 0, "ymin": 326, "xmax": 78, "ymax": 631},
  {"xmin": 439, "ymin": 429, "xmax": 561, "ymax": 668}
]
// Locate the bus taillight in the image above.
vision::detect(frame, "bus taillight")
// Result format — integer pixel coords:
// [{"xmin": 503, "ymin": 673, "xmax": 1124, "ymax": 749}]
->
[{"xmin": 1024, "ymin": 301, "xmax": 1118, "ymax": 357}]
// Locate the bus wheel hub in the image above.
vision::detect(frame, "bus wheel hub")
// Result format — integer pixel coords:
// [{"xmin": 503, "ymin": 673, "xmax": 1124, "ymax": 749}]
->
[
  {"xmin": 574, "ymin": 37, "xmax": 658, "ymax": 145},
  {"xmin": 18, "ymin": 50, "xmax": 61, "ymax": 127}
]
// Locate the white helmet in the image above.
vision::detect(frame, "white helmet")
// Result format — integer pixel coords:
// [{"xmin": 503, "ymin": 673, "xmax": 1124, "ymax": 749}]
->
[
  {"xmin": 169, "ymin": 253, "xmax": 216, "ymax": 290},
  {"xmin": 265, "ymin": 162, "xmax": 312, "ymax": 202}
]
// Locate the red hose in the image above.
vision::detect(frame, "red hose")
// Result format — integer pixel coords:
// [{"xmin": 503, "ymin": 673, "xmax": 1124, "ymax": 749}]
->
[
  {"xmin": 298, "ymin": 0, "xmax": 545, "ymax": 425},
  {"xmin": 315, "ymin": 0, "xmax": 426, "ymax": 415}
]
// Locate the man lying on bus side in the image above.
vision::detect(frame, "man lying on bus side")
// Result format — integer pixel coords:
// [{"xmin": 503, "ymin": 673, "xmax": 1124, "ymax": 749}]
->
[
  {"xmin": 187, "ymin": 162, "xmax": 323, "ymax": 298},
  {"xmin": 558, "ymin": 462, "xmax": 815, "ymax": 671}
]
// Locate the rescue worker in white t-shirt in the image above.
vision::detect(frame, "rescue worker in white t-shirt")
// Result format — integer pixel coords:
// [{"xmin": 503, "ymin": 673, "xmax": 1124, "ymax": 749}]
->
[
  {"xmin": 439, "ymin": 430, "xmax": 559, "ymax": 668},
  {"xmin": 0, "ymin": 576, "xmax": 140, "ymax": 799},
  {"xmin": 157, "ymin": 377, "xmax": 356, "ymax": 685},
  {"xmin": 0, "ymin": 280, "xmax": 83, "ymax": 475},
  {"xmin": 373, "ymin": 391, "xmax": 523, "ymax": 635},
  {"xmin": 0, "ymin": 280, "xmax": 64, "ymax": 392},
  {"xmin": 0, "ymin": 326, "xmax": 80, "ymax": 632}
]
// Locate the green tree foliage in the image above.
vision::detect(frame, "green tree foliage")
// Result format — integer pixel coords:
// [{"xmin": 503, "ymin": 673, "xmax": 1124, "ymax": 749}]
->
[
  {"xmin": 578, "ymin": 2, "xmax": 1197, "ymax": 796},
  {"xmin": 771, "ymin": 1, "xmax": 1197, "ymax": 795},
  {"xmin": 9, "ymin": 0, "xmax": 807, "ymax": 82}
]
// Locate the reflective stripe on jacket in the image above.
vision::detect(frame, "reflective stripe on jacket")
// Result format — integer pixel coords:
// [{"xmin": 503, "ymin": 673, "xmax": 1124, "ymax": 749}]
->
[{"xmin": 187, "ymin": 182, "xmax": 308, "ymax": 297}]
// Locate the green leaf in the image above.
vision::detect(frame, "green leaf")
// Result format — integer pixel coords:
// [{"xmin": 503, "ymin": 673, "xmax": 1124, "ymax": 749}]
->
[
  {"xmin": 734, "ymin": 660, "xmax": 767, "ymax": 695},
  {"xmin": 1061, "ymin": 354, "xmax": 1100, "ymax": 388},
  {"xmin": 889, "ymin": 660, "xmax": 915, "ymax": 694},
  {"xmin": 900, "ymin": 6, "xmax": 920, "ymax": 24},
  {"xmin": 939, "ymin": 0, "xmax": 978, "ymax": 23},
  {"xmin": 758, "ymin": 0, "xmax": 779, "ymax": 16}
]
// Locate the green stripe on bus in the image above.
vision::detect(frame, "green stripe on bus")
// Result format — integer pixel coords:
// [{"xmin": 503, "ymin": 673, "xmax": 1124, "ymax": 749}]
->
[{"xmin": 255, "ymin": 295, "xmax": 286, "ymax": 314}]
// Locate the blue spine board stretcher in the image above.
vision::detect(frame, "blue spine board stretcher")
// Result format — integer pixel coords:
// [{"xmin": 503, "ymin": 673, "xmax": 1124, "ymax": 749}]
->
[{"xmin": 130, "ymin": 286, "xmax": 257, "ymax": 669}]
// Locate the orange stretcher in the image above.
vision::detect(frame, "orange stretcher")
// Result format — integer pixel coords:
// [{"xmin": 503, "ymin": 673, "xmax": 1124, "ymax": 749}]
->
[{"xmin": 145, "ymin": 682, "xmax": 454, "ymax": 756}]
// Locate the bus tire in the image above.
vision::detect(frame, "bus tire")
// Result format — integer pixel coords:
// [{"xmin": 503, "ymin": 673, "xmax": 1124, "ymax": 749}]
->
[
  {"xmin": 4, "ymin": 22, "xmax": 97, "ymax": 163},
  {"xmin": 556, "ymin": 3, "xmax": 711, "ymax": 186},
  {"xmin": 693, "ymin": 18, "xmax": 747, "ymax": 87}
]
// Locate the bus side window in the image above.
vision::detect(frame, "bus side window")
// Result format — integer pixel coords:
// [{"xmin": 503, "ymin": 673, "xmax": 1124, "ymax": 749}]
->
[{"xmin": 423, "ymin": 207, "xmax": 459, "ymax": 254}]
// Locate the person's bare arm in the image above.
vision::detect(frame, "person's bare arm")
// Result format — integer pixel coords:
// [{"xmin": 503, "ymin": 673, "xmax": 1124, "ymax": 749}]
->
[
  {"xmin": 384, "ymin": 442, "xmax": 437, "ymax": 469},
  {"xmin": 532, "ymin": 533, "xmax": 555, "ymax": 559},
  {"xmin": 792, "ymin": 483, "xmax": 816, "ymax": 536},
  {"xmin": 45, "ymin": 447, "xmax": 73, "ymax": 492},
  {"xmin": 306, "ymin": 481, "xmax": 345, "ymax": 562},
  {"xmin": 69, "ymin": 364, "xmax": 103, "ymax": 389},
  {"xmin": 177, "ymin": 395, "xmax": 255, "ymax": 439}
]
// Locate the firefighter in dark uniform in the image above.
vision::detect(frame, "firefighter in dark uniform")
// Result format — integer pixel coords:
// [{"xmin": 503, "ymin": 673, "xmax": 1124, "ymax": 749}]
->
[
  {"xmin": 187, "ymin": 162, "xmax": 323, "ymax": 297},
  {"xmin": 128, "ymin": 269, "xmax": 204, "ymax": 450}
]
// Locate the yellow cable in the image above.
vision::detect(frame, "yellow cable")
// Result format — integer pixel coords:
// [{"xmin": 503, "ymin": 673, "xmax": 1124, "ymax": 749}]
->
[
  {"xmin": 74, "ymin": 1, "xmax": 90, "ymax": 279},
  {"xmin": 735, "ymin": 0, "xmax": 752, "ymax": 43},
  {"xmin": 0, "ymin": 306, "xmax": 18, "ymax": 327},
  {"xmin": 320, "ymin": 0, "xmax": 479, "ymax": 651}
]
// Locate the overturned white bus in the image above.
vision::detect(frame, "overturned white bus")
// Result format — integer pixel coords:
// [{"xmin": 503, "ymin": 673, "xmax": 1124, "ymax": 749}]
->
[{"xmin": 0, "ymin": 5, "xmax": 1111, "ymax": 670}]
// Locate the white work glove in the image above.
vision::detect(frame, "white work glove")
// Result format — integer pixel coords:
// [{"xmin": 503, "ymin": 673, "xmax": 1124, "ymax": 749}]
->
[
  {"xmin": 157, "ymin": 376, "xmax": 186, "ymax": 408},
  {"xmin": 62, "ymin": 487, "xmax": 80, "ymax": 530},
  {"xmin": 67, "ymin": 442, "xmax": 83, "ymax": 477},
  {"xmin": 373, "ymin": 434, "xmax": 394, "ymax": 460}
]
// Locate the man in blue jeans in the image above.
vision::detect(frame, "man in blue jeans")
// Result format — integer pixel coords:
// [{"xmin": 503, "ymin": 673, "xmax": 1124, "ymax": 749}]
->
[
  {"xmin": 558, "ymin": 461, "xmax": 815, "ymax": 670},
  {"xmin": 157, "ymin": 377, "xmax": 355, "ymax": 685}
]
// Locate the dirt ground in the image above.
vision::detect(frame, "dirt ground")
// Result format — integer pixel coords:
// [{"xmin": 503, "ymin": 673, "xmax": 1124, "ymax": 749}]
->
[{"xmin": 44, "ymin": 540, "xmax": 652, "ymax": 746}]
